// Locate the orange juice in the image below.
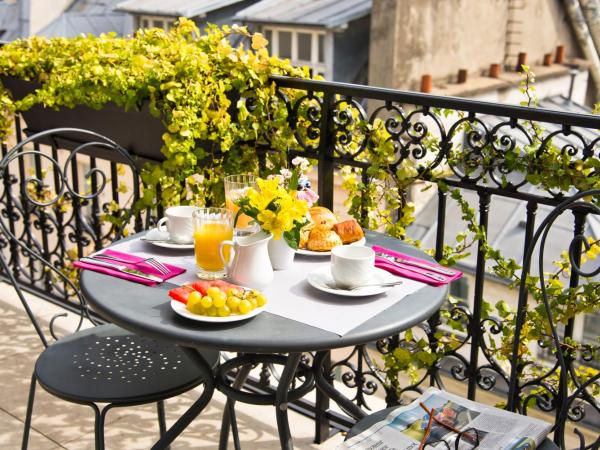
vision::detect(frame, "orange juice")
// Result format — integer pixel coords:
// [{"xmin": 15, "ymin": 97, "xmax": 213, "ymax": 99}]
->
[
  {"xmin": 194, "ymin": 222, "xmax": 233, "ymax": 271},
  {"xmin": 225, "ymin": 196, "xmax": 253, "ymax": 229}
]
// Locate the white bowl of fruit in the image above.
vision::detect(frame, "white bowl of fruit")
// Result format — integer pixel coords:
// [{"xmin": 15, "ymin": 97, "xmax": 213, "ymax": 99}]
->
[{"xmin": 168, "ymin": 280, "xmax": 267, "ymax": 323}]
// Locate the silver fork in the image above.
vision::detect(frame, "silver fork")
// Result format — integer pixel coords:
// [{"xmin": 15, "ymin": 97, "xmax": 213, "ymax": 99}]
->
[{"xmin": 92, "ymin": 253, "xmax": 170, "ymax": 275}]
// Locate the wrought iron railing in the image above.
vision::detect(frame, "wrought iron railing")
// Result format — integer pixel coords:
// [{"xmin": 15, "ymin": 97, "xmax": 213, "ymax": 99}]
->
[{"xmin": 1, "ymin": 75, "xmax": 599, "ymax": 447}]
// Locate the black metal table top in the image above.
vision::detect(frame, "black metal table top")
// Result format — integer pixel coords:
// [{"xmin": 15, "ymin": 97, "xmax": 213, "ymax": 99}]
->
[{"xmin": 81, "ymin": 231, "xmax": 448, "ymax": 353}]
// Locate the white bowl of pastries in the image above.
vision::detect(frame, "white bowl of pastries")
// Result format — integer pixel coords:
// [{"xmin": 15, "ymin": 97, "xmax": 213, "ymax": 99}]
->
[{"xmin": 296, "ymin": 206, "xmax": 366, "ymax": 256}]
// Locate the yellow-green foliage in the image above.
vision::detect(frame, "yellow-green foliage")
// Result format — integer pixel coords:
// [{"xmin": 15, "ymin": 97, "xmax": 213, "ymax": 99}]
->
[{"xmin": 0, "ymin": 19, "xmax": 310, "ymax": 208}]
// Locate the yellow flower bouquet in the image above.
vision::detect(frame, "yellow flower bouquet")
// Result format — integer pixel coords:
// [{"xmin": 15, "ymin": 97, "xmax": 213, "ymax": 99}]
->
[{"xmin": 235, "ymin": 177, "xmax": 309, "ymax": 249}]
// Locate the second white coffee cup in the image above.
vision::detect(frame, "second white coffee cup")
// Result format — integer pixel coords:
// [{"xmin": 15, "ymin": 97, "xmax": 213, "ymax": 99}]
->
[
  {"xmin": 331, "ymin": 246, "xmax": 375, "ymax": 289},
  {"xmin": 157, "ymin": 205, "xmax": 198, "ymax": 243}
]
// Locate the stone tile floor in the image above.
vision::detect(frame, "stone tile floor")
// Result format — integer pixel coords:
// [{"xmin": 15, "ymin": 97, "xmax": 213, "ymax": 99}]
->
[
  {"xmin": 3, "ymin": 281, "xmax": 596, "ymax": 449},
  {"xmin": 0, "ymin": 283, "xmax": 347, "ymax": 449}
]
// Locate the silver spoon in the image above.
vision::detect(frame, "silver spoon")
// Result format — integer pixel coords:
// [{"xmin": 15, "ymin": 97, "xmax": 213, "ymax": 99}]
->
[{"xmin": 325, "ymin": 280, "xmax": 403, "ymax": 291}]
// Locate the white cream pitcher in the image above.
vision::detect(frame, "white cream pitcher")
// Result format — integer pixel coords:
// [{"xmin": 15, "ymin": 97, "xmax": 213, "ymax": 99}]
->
[{"xmin": 219, "ymin": 231, "xmax": 274, "ymax": 289}]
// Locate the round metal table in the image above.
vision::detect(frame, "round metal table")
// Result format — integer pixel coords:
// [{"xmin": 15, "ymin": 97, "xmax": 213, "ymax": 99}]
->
[{"xmin": 81, "ymin": 231, "xmax": 448, "ymax": 449}]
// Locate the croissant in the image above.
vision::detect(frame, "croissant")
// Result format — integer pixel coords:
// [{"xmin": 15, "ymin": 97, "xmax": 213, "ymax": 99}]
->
[
  {"xmin": 307, "ymin": 228, "xmax": 342, "ymax": 251},
  {"xmin": 309, "ymin": 206, "xmax": 337, "ymax": 230},
  {"xmin": 299, "ymin": 222, "xmax": 314, "ymax": 249},
  {"xmin": 332, "ymin": 219, "xmax": 364, "ymax": 244}
]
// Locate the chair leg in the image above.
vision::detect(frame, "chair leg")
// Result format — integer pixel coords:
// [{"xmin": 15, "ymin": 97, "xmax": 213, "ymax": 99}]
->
[
  {"xmin": 21, "ymin": 374, "xmax": 37, "ymax": 450},
  {"xmin": 156, "ymin": 401, "xmax": 171, "ymax": 450},
  {"xmin": 92, "ymin": 404, "xmax": 112, "ymax": 450}
]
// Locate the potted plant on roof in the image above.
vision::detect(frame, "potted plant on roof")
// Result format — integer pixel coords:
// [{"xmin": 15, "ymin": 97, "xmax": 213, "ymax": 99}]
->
[{"xmin": 0, "ymin": 19, "xmax": 312, "ymax": 210}]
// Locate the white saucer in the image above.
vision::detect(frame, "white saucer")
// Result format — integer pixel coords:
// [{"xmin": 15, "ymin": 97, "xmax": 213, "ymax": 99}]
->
[
  {"xmin": 306, "ymin": 266, "xmax": 397, "ymax": 297},
  {"xmin": 296, "ymin": 237, "xmax": 366, "ymax": 256},
  {"xmin": 170, "ymin": 299, "xmax": 266, "ymax": 323},
  {"xmin": 142, "ymin": 229, "xmax": 194, "ymax": 250}
]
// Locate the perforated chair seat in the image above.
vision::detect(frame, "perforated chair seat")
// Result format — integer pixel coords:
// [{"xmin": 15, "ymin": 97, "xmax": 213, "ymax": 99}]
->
[{"xmin": 35, "ymin": 324, "xmax": 219, "ymax": 404}]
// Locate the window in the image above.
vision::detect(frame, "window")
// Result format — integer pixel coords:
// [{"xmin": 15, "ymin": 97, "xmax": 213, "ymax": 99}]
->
[
  {"xmin": 297, "ymin": 33, "xmax": 311, "ymax": 61},
  {"xmin": 278, "ymin": 31, "xmax": 292, "ymax": 59},
  {"xmin": 264, "ymin": 29, "xmax": 272, "ymax": 54},
  {"xmin": 138, "ymin": 15, "xmax": 176, "ymax": 31},
  {"xmin": 262, "ymin": 26, "xmax": 329, "ymax": 79},
  {"xmin": 318, "ymin": 34, "xmax": 325, "ymax": 63}
]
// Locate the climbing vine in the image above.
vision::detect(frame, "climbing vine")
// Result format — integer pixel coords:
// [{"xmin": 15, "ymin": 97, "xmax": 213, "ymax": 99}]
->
[{"xmin": 0, "ymin": 23, "xmax": 598, "ymax": 411}]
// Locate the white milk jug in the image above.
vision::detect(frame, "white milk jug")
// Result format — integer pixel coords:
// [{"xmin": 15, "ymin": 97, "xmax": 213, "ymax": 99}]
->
[{"xmin": 219, "ymin": 231, "xmax": 274, "ymax": 289}]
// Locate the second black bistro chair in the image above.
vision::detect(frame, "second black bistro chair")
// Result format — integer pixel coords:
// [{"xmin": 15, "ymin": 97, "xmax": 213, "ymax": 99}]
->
[
  {"xmin": 318, "ymin": 190, "xmax": 600, "ymax": 450},
  {"xmin": 0, "ymin": 128, "xmax": 219, "ymax": 450}
]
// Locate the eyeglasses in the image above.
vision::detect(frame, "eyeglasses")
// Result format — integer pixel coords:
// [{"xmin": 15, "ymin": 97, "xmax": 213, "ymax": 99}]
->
[{"xmin": 418, "ymin": 402, "xmax": 481, "ymax": 450}]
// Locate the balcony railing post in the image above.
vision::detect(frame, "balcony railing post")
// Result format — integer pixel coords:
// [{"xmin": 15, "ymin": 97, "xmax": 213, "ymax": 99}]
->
[
  {"xmin": 507, "ymin": 200, "xmax": 538, "ymax": 412},
  {"xmin": 317, "ymin": 92, "xmax": 334, "ymax": 210},
  {"xmin": 467, "ymin": 191, "xmax": 491, "ymax": 400},
  {"xmin": 552, "ymin": 210, "xmax": 587, "ymax": 445},
  {"xmin": 428, "ymin": 188, "xmax": 448, "ymax": 386}
]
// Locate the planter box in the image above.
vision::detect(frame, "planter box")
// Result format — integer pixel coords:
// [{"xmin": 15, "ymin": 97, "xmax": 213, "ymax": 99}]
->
[{"xmin": 2, "ymin": 76, "xmax": 167, "ymax": 163}]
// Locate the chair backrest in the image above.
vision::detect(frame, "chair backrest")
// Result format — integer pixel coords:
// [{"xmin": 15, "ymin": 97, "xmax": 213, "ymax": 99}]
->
[
  {"xmin": 0, "ymin": 128, "xmax": 142, "ymax": 347},
  {"xmin": 507, "ymin": 189, "xmax": 600, "ymax": 450}
]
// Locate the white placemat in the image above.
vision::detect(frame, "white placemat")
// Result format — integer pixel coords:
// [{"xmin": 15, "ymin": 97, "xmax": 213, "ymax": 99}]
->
[{"xmin": 105, "ymin": 237, "xmax": 426, "ymax": 336}]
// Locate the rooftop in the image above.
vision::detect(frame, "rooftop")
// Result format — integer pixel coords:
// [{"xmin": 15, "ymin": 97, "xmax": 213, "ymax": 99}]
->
[
  {"xmin": 115, "ymin": 0, "xmax": 248, "ymax": 18},
  {"xmin": 37, "ymin": 0, "xmax": 133, "ymax": 38},
  {"xmin": 0, "ymin": 2, "xmax": 19, "ymax": 41},
  {"xmin": 235, "ymin": 0, "xmax": 372, "ymax": 29}
]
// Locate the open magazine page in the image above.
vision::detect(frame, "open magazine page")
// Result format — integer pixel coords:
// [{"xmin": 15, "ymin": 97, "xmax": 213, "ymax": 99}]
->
[{"xmin": 339, "ymin": 388, "xmax": 552, "ymax": 450}]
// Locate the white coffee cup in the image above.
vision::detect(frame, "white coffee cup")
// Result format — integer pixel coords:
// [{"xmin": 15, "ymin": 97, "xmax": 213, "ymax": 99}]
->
[
  {"xmin": 330, "ymin": 246, "xmax": 375, "ymax": 289},
  {"xmin": 156, "ymin": 206, "xmax": 198, "ymax": 243}
]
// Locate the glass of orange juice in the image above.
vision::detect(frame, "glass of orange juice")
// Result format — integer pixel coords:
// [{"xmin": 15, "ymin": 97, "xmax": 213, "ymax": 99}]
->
[
  {"xmin": 224, "ymin": 174, "xmax": 257, "ymax": 235},
  {"xmin": 193, "ymin": 208, "xmax": 233, "ymax": 279}
]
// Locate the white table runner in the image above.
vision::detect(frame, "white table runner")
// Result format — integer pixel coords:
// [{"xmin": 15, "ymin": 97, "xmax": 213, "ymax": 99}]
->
[{"xmin": 105, "ymin": 237, "xmax": 426, "ymax": 336}]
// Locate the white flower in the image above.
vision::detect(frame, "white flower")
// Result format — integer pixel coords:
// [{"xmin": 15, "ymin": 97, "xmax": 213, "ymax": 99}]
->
[
  {"xmin": 280, "ymin": 168, "xmax": 292, "ymax": 179},
  {"xmin": 291, "ymin": 156, "xmax": 310, "ymax": 172}
]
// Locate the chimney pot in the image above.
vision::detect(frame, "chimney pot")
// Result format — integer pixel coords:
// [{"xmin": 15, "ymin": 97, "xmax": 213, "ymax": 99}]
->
[
  {"xmin": 516, "ymin": 52, "xmax": 528, "ymax": 72},
  {"xmin": 420, "ymin": 74, "xmax": 432, "ymax": 93},
  {"xmin": 555, "ymin": 45, "xmax": 565, "ymax": 64},
  {"xmin": 489, "ymin": 63, "xmax": 501, "ymax": 78},
  {"xmin": 457, "ymin": 69, "xmax": 468, "ymax": 84},
  {"xmin": 543, "ymin": 53, "xmax": 553, "ymax": 66}
]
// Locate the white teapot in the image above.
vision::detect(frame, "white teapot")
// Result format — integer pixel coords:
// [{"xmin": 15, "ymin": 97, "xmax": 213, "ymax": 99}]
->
[{"xmin": 219, "ymin": 231, "xmax": 274, "ymax": 289}]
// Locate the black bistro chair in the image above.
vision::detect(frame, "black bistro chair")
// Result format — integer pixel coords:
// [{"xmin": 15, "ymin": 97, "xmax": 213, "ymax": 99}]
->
[
  {"xmin": 334, "ymin": 190, "xmax": 600, "ymax": 450},
  {"xmin": 0, "ymin": 128, "xmax": 219, "ymax": 450}
]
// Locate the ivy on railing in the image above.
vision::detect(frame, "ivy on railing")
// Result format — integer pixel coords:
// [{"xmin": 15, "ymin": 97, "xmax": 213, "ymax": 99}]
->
[
  {"xmin": 337, "ymin": 67, "xmax": 600, "ymax": 407},
  {"xmin": 0, "ymin": 22, "xmax": 599, "ymax": 435}
]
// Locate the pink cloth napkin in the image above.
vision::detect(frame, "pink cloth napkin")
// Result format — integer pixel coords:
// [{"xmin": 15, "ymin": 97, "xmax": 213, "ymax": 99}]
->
[
  {"xmin": 73, "ymin": 249, "xmax": 185, "ymax": 286},
  {"xmin": 372, "ymin": 245, "xmax": 463, "ymax": 286}
]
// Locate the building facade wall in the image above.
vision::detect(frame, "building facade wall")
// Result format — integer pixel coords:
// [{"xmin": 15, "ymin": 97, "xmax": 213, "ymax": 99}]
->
[
  {"xmin": 369, "ymin": 0, "xmax": 582, "ymax": 92},
  {"xmin": 333, "ymin": 15, "xmax": 371, "ymax": 84},
  {"xmin": 29, "ymin": 0, "xmax": 71, "ymax": 35}
]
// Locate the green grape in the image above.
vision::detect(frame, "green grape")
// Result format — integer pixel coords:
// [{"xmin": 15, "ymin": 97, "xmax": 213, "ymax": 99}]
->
[
  {"xmin": 238, "ymin": 299, "xmax": 252, "ymax": 315},
  {"xmin": 227, "ymin": 295, "xmax": 241, "ymax": 312},
  {"xmin": 207, "ymin": 286, "xmax": 222, "ymax": 300},
  {"xmin": 200, "ymin": 295, "xmax": 213, "ymax": 309},
  {"xmin": 213, "ymin": 291, "xmax": 227, "ymax": 308},
  {"xmin": 217, "ymin": 305, "xmax": 231, "ymax": 317},
  {"xmin": 256, "ymin": 293, "xmax": 267, "ymax": 307}
]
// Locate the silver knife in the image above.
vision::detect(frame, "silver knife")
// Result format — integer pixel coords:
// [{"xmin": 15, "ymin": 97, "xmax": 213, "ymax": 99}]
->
[
  {"xmin": 80, "ymin": 257, "xmax": 164, "ymax": 282},
  {"xmin": 374, "ymin": 252, "xmax": 456, "ymax": 276},
  {"xmin": 376, "ymin": 254, "xmax": 447, "ymax": 282}
]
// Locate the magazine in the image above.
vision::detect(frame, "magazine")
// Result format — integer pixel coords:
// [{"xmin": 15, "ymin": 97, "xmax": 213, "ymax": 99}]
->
[{"xmin": 339, "ymin": 388, "xmax": 552, "ymax": 450}]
